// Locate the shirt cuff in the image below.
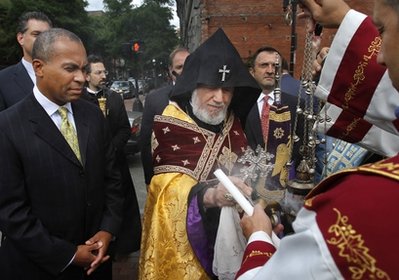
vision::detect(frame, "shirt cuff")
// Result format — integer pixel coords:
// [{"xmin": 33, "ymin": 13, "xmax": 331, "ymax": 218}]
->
[
  {"xmin": 248, "ymin": 231, "xmax": 272, "ymax": 244},
  {"xmin": 61, "ymin": 253, "xmax": 76, "ymax": 272}
]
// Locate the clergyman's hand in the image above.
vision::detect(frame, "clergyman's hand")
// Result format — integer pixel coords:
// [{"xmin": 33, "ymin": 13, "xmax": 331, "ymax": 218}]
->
[
  {"xmin": 240, "ymin": 204, "xmax": 272, "ymax": 240},
  {"xmin": 298, "ymin": 0, "xmax": 350, "ymax": 29},
  {"xmin": 312, "ymin": 46, "xmax": 330, "ymax": 77},
  {"xmin": 204, "ymin": 176, "xmax": 253, "ymax": 208}
]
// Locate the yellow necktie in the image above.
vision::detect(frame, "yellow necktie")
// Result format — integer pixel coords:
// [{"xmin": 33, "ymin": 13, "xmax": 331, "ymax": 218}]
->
[{"xmin": 58, "ymin": 107, "xmax": 81, "ymax": 162}]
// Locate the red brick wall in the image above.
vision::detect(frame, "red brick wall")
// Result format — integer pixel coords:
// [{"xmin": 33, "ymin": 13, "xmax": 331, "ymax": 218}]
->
[{"xmin": 200, "ymin": 0, "xmax": 374, "ymax": 78}]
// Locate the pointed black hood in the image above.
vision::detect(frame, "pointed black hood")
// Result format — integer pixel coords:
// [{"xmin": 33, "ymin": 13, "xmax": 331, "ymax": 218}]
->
[{"xmin": 170, "ymin": 28, "xmax": 260, "ymax": 126}]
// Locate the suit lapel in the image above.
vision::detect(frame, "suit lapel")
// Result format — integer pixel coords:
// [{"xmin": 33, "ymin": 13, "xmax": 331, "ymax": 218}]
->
[
  {"xmin": 14, "ymin": 62, "xmax": 34, "ymax": 94},
  {"xmin": 26, "ymin": 95, "xmax": 82, "ymax": 167},
  {"xmin": 72, "ymin": 101, "xmax": 89, "ymax": 167},
  {"xmin": 249, "ymin": 105, "xmax": 264, "ymax": 146}
]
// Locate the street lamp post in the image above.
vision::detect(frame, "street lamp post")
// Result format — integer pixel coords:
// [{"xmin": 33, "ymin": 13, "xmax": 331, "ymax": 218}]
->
[{"xmin": 152, "ymin": 59, "xmax": 157, "ymax": 88}]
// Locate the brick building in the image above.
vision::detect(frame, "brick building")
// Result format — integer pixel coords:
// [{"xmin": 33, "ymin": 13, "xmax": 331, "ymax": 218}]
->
[{"xmin": 176, "ymin": 0, "xmax": 373, "ymax": 78}]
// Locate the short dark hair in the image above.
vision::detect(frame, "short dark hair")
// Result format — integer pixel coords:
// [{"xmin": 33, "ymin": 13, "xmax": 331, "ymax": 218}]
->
[
  {"xmin": 32, "ymin": 28, "xmax": 82, "ymax": 62},
  {"xmin": 16, "ymin": 11, "xmax": 53, "ymax": 34},
  {"xmin": 85, "ymin": 54, "xmax": 104, "ymax": 73},
  {"xmin": 249, "ymin": 46, "xmax": 281, "ymax": 68}
]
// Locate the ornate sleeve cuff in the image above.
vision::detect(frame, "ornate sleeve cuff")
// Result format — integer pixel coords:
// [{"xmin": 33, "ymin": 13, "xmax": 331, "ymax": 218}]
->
[{"xmin": 235, "ymin": 240, "xmax": 276, "ymax": 279}]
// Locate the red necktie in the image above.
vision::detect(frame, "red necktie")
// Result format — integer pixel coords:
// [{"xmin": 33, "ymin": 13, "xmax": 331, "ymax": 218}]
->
[{"xmin": 261, "ymin": 95, "xmax": 270, "ymax": 145}]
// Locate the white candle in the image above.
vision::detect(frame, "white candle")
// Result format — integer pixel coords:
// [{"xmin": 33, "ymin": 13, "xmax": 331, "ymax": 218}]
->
[
  {"xmin": 213, "ymin": 169, "xmax": 281, "ymax": 244},
  {"xmin": 213, "ymin": 169, "xmax": 254, "ymax": 216}
]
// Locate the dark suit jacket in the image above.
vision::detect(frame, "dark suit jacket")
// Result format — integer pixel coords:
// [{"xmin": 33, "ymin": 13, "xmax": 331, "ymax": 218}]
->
[
  {"xmin": 81, "ymin": 88, "xmax": 131, "ymax": 154},
  {"xmin": 245, "ymin": 92, "xmax": 303, "ymax": 166},
  {"xmin": 81, "ymin": 88, "xmax": 142, "ymax": 254},
  {"xmin": 0, "ymin": 94, "xmax": 124, "ymax": 279},
  {"xmin": 281, "ymin": 73, "xmax": 301, "ymax": 98},
  {"xmin": 0, "ymin": 61, "xmax": 33, "ymax": 111},
  {"xmin": 140, "ymin": 85, "xmax": 173, "ymax": 184}
]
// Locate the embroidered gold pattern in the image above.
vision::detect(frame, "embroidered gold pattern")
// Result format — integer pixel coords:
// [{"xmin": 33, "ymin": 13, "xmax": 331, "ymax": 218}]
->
[
  {"xmin": 151, "ymin": 133, "xmax": 159, "ymax": 152},
  {"xmin": 357, "ymin": 161, "xmax": 399, "ymax": 181},
  {"xmin": 365, "ymin": 162, "xmax": 399, "ymax": 175},
  {"xmin": 140, "ymin": 104, "xmax": 243, "ymax": 279},
  {"xmin": 304, "ymin": 197, "xmax": 314, "ymax": 207},
  {"xmin": 343, "ymin": 117, "xmax": 361, "ymax": 137},
  {"xmin": 243, "ymin": 250, "xmax": 274, "ymax": 264},
  {"xmin": 218, "ymin": 146, "xmax": 238, "ymax": 174},
  {"xmin": 327, "ymin": 208, "xmax": 390, "ymax": 280},
  {"xmin": 269, "ymin": 109, "xmax": 291, "ymax": 122},
  {"xmin": 273, "ymin": 127, "xmax": 285, "ymax": 139},
  {"xmin": 139, "ymin": 175, "xmax": 208, "ymax": 279},
  {"xmin": 153, "ymin": 112, "xmax": 236, "ymax": 182},
  {"xmin": 342, "ymin": 36, "xmax": 381, "ymax": 110}
]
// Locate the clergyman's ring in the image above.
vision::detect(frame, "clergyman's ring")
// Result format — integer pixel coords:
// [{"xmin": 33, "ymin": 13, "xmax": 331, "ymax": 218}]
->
[{"xmin": 224, "ymin": 193, "xmax": 234, "ymax": 201}]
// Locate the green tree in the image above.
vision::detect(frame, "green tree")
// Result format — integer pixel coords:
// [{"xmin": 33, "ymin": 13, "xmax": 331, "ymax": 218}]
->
[
  {"xmin": 0, "ymin": 0, "xmax": 90, "ymax": 66},
  {"xmin": 143, "ymin": 0, "xmax": 174, "ymax": 5},
  {"xmin": 0, "ymin": 0, "xmax": 13, "ymax": 67},
  {"xmin": 88, "ymin": 0, "xmax": 179, "ymax": 83},
  {"xmin": 0, "ymin": 0, "xmax": 180, "ymax": 86}
]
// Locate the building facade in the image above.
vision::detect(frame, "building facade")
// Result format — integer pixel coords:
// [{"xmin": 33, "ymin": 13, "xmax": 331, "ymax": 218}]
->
[{"xmin": 176, "ymin": 0, "xmax": 373, "ymax": 78}]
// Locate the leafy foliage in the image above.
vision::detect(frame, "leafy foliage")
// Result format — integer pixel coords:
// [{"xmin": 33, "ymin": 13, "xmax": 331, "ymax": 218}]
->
[
  {"xmin": 1, "ymin": 0, "xmax": 179, "ymax": 84},
  {"xmin": 0, "ymin": 0, "xmax": 91, "ymax": 66},
  {"xmin": 86, "ymin": 0, "xmax": 179, "ymax": 82}
]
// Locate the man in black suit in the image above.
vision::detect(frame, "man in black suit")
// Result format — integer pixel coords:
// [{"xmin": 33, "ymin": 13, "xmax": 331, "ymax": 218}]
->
[
  {"xmin": 281, "ymin": 57, "xmax": 302, "ymax": 98},
  {"xmin": 245, "ymin": 46, "xmax": 303, "ymax": 209},
  {"xmin": 82, "ymin": 55, "xmax": 142, "ymax": 259},
  {"xmin": 140, "ymin": 47, "xmax": 190, "ymax": 186},
  {"xmin": 0, "ymin": 28, "xmax": 124, "ymax": 279},
  {"xmin": 0, "ymin": 11, "xmax": 52, "ymax": 111}
]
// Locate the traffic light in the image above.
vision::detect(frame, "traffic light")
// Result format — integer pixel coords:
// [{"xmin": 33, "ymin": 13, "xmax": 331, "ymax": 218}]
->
[
  {"xmin": 131, "ymin": 40, "xmax": 143, "ymax": 54},
  {"xmin": 132, "ymin": 41, "xmax": 140, "ymax": 53}
]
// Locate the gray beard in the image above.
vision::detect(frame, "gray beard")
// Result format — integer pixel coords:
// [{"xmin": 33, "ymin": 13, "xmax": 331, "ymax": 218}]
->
[{"xmin": 191, "ymin": 90, "xmax": 227, "ymax": 125}]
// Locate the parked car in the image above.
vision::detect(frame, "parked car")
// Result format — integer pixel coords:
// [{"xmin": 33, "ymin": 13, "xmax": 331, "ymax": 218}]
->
[
  {"xmin": 110, "ymin": 80, "xmax": 136, "ymax": 99},
  {"xmin": 128, "ymin": 78, "xmax": 149, "ymax": 95},
  {"xmin": 124, "ymin": 110, "xmax": 142, "ymax": 155}
]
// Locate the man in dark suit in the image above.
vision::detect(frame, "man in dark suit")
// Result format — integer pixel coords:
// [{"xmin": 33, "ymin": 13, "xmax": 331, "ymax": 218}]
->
[
  {"xmin": 82, "ymin": 55, "xmax": 142, "ymax": 260},
  {"xmin": 245, "ymin": 47, "xmax": 303, "ymax": 227},
  {"xmin": 140, "ymin": 47, "xmax": 190, "ymax": 186},
  {"xmin": 0, "ymin": 28, "xmax": 124, "ymax": 280},
  {"xmin": 245, "ymin": 46, "xmax": 302, "ymax": 163},
  {"xmin": 281, "ymin": 57, "xmax": 302, "ymax": 98},
  {"xmin": 0, "ymin": 11, "xmax": 52, "ymax": 111}
]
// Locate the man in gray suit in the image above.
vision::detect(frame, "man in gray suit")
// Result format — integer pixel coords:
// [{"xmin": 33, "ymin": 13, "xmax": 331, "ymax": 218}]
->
[
  {"xmin": 0, "ymin": 28, "xmax": 124, "ymax": 279},
  {"xmin": 0, "ymin": 11, "xmax": 52, "ymax": 111},
  {"xmin": 140, "ymin": 47, "xmax": 190, "ymax": 186}
]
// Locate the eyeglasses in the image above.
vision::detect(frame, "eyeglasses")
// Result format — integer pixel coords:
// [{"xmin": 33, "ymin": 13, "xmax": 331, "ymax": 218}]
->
[{"xmin": 92, "ymin": 70, "xmax": 109, "ymax": 75}]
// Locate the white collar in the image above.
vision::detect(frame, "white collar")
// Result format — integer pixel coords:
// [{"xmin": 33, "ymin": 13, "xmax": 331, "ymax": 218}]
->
[
  {"xmin": 257, "ymin": 91, "xmax": 275, "ymax": 105},
  {"xmin": 33, "ymin": 86, "xmax": 73, "ymax": 117},
  {"xmin": 21, "ymin": 58, "xmax": 36, "ymax": 84}
]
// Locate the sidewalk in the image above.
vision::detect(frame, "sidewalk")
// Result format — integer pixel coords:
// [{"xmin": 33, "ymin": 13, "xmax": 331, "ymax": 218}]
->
[{"xmin": 113, "ymin": 145, "xmax": 145, "ymax": 280}]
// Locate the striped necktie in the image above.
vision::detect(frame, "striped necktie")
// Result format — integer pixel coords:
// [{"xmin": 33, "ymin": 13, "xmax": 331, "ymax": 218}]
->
[
  {"xmin": 58, "ymin": 107, "xmax": 81, "ymax": 162},
  {"xmin": 261, "ymin": 95, "xmax": 270, "ymax": 145}
]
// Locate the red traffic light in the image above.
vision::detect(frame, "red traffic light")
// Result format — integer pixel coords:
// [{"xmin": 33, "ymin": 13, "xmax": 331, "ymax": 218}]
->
[{"xmin": 132, "ymin": 42, "xmax": 140, "ymax": 53}]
